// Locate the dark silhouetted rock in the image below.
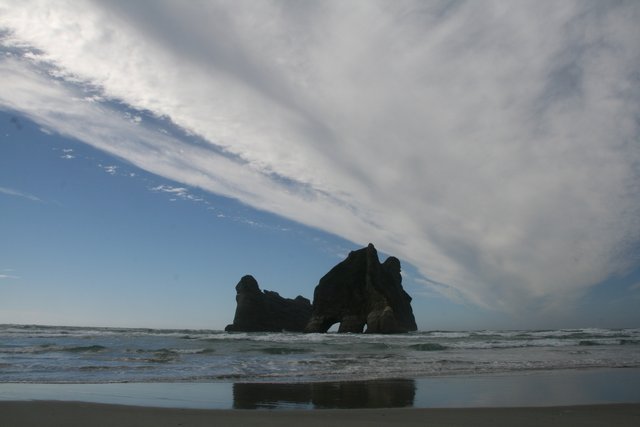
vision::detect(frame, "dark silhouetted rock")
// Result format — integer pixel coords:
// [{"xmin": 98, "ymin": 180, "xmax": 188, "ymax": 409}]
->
[
  {"xmin": 305, "ymin": 244, "xmax": 417, "ymax": 334},
  {"xmin": 225, "ymin": 275, "xmax": 312, "ymax": 332}
]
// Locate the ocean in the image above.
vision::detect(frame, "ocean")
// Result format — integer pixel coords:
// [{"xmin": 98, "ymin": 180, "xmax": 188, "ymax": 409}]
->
[{"xmin": 1, "ymin": 324, "xmax": 639, "ymax": 384}]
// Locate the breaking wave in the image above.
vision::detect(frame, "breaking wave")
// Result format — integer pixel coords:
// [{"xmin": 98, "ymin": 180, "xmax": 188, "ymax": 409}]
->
[{"xmin": 1, "ymin": 325, "xmax": 639, "ymax": 383}]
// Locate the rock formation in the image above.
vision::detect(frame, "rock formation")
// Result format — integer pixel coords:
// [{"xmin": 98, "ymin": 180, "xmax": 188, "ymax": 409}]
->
[
  {"xmin": 225, "ymin": 244, "xmax": 417, "ymax": 334},
  {"xmin": 305, "ymin": 244, "xmax": 417, "ymax": 334},
  {"xmin": 224, "ymin": 275, "xmax": 312, "ymax": 333}
]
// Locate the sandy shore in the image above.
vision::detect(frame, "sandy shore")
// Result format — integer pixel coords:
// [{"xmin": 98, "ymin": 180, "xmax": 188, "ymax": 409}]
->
[{"xmin": 1, "ymin": 401, "xmax": 639, "ymax": 427}]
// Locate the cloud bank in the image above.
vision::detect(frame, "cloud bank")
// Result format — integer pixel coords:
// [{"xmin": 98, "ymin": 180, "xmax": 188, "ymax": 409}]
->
[{"xmin": 1, "ymin": 0, "xmax": 639, "ymax": 315}]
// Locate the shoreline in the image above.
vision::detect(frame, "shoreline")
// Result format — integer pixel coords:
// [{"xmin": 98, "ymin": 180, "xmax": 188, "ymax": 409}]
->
[
  {"xmin": 2, "ymin": 368, "xmax": 640, "ymax": 410},
  {"xmin": 1, "ymin": 401, "xmax": 639, "ymax": 427}
]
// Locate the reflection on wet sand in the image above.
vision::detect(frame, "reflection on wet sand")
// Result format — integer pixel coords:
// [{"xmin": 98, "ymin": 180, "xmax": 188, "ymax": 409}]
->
[{"xmin": 233, "ymin": 379, "xmax": 416, "ymax": 409}]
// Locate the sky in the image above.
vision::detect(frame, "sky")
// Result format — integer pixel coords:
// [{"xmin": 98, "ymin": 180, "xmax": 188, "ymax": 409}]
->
[{"xmin": 1, "ymin": 0, "xmax": 639, "ymax": 330}]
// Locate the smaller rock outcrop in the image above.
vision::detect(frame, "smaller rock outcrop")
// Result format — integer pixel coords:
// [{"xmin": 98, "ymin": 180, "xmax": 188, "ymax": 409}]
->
[{"xmin": 224, "ymin": 275, "xmax": 312, "ymax": 332}]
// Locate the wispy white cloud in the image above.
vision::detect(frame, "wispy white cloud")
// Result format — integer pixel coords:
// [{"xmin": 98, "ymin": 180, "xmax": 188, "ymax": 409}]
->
[
  {"xmin": 152, "ymin": 184, "xmax": 188, "ymax": 195},
  {"xmin": 99, "ymin": 164, "xmax": 118, "ymax": 175},
  {"xmin": 0, "ymin": 186, "xmax": 42, "ymax": 203},
  {"xmin": 0, "ymin": 269, "xmax": 19, "ymax": 280},
  {"xmin": 1, "ymin": 0, "xmax": 639, "ymax": 317},
  {"xmin": 151, "ymin": 185, "xmax": 202, "ymax": 202},
  {"xmin": 60, "ymin": 148, "xmax": 75, "ymax": 160}
]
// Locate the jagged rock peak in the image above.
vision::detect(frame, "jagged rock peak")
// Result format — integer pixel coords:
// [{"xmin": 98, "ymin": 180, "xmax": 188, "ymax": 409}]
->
[{"xmin": 304, "ymin": 244, "xmax": 417, "ymax": 334}]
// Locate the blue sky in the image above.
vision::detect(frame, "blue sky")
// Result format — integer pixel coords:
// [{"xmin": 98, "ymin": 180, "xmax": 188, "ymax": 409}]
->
[{"xmin": 1, "ymin": 1, "xmax": 639, "ymax": 330}]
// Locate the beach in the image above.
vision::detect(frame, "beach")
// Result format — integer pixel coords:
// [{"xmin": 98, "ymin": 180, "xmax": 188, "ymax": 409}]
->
[
  {"xmin": 3, "ymin": 369, "xmax": 640, "ymax": 410},
  {"xmin": 1, "ymin": 401, "xmax": 639, "ymax": 427},
  {"xmin": 2, "ymin": 371, "xmax": 640, "ymax": 426}
]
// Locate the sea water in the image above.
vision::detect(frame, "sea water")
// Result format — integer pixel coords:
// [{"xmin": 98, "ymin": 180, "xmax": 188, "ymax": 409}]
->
[{"xmin": 1, "ymin": 324, "xmax": 639, "ymax": 384}]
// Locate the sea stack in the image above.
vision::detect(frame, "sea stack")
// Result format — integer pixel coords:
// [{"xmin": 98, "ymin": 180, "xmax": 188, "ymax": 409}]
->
[
  {"xmin": 225, "ymin": 244, "xmax": 417, "ymax": 334},
  {"xmin": 305, "ymin": 243, "xmax": 417, "ymax": 334},
  {"xmin": 224, "ymin": 275, "xmax": 312, "ymax": 333}
]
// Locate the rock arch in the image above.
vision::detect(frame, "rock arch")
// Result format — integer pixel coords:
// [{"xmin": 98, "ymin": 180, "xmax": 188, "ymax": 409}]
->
[{"xmin": 304, "ymin": 244, "xmax": 417, "ymax": 334}]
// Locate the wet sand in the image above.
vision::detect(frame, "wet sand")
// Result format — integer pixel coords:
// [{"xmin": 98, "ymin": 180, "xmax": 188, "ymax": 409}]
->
[
  {"xmin": 4, "ymin": 369, "xmax": 640, "ymax": 410},
  {"xmin": 2, "ymin": 369, "xmax": 639, "ymax": 426},
  {"xmin": 1, "ymin": 401, "xmax": 639, "ymax": 427}
]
